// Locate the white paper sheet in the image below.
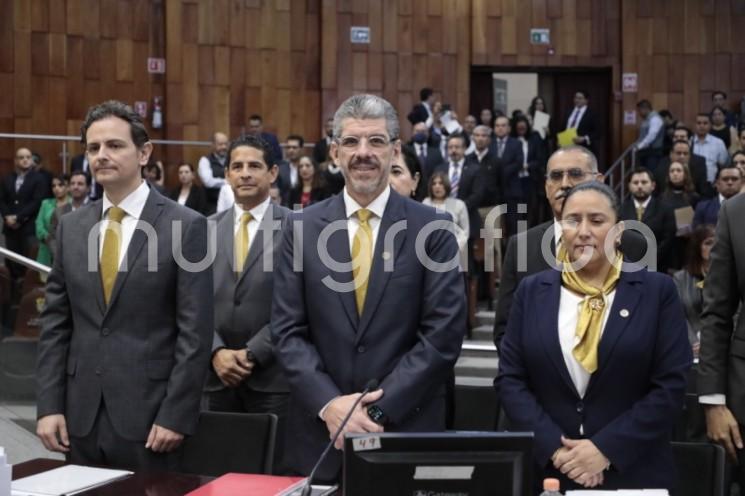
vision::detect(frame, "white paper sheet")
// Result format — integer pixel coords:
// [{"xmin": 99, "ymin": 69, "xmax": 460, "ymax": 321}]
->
[
  {"xmin": 533, "ymin": 110, "xmax": 551, "ymax": 139},
  {"xmin": 12, "ymin": 465, "xmax": 132, "ymax": 496}
]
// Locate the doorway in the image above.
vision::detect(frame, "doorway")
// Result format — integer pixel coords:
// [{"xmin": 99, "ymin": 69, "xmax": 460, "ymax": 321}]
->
[{"xmin": 470, "ymin": 67, "xmax": 614, "ymax": 169}]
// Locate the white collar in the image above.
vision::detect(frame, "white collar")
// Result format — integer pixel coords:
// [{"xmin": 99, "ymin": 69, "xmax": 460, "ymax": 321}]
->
[
  {"xmin": 233, "ymin": 195, "xmax": 271, "ymax": 225},
  {"xmin": 343, "ymin": 186, "xmax": 390, "ymax": 220},
  {"xmin": 633, "ymin": 196, "xmax": 652, "ymax": 210},
  {"xmin": 102, "ymin": 180, "xmax": 150, "ymax": 220}
]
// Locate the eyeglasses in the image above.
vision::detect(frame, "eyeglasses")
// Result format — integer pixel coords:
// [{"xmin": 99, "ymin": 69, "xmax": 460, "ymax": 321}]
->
[
  {"xmin": 337, "ymin": 135, "xmax": 394, "ymax": 149},
  {"xmin": 546, "ymin": 168, "xmax": 594, "ymax": 183},
  {"xmin": 733, "ymin": 160, "xmax": 745, "ymax": 166}
]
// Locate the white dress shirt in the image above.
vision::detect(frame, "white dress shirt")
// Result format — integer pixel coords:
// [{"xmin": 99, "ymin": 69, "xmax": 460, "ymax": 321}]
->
[
  {"xmin": 343, "ymin": 186, "xmax": 390, "ymax": 253},
  {"xmin": 558, "ymin": 287, "xmax": 616, "ymax": 399},
  {"xmin": 233, "ymin": 196, "xmax": 271, "ymax": 253},
  {"xmin": 198, "ymin": 154, "xmax": 227, "ymax": 189},
  {"xmin": 693, "ymin": 134, "xmax": 730, "ymax": 183},
  {"xmin": 636, "ymin": 112, "xmax": 665, "ymax": 149},
  {"xmin": 448, "ymin": 159, "xmax": 465, "ymax": 184},
  {"xmin": 99, "ymin": 180, "xmax": 151, "ymax": 267},
  {"xmin": 633, "ymin": 196, "xmax": 652, "ymax": 211},
  {"xmin": 216, "ymin": 184, "xmax": 234, "ymax": 213},
  {"xmin": 566, "ymin": 105, "xmax": 587, "ymax": 129}
]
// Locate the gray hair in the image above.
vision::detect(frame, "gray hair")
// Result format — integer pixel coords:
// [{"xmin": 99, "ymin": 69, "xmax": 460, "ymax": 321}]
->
[
  {"xmin": 332, "ymin": 94, "xmax": 400, "ymax": 141},
  {"xmin": 549, "ymin": 145, "xmax": 599, "ymax": 173},
  {"xmin": 473, "ymin": 125, "xmax": 492, "ymax": 134}
]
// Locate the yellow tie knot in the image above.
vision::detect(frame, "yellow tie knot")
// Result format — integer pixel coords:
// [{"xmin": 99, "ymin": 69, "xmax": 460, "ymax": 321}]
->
[
  {"xmin": 107, "ymin": 206, "xmax": 126, "ymax": 223},
  {"xmin": 240, "ymin": 212, "xmax": 253, "ymax": 227},
  {"xmin": 357, "ymin": 208, "xmax": 371, "ymax": 224}
]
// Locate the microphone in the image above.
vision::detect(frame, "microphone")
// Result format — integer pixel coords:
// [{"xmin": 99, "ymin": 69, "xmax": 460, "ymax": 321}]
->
[{"xmin": 300, "ymin": 379, "xmax": 380, "ymax": 496}]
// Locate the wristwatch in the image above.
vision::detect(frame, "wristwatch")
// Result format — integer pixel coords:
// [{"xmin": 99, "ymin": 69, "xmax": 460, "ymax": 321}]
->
[{"xmin": 367, "ymin": 404, "xmax": 388, "ymax": 426}]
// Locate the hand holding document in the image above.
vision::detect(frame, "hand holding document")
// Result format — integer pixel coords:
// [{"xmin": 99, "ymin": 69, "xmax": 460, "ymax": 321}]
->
[
  {"xmin": 533, "ymin": 110, "xmax": 551, "ymax": 139},
  {"xmin": 558, "ymin": 127, "xmax": 578, "ymax": 147}
]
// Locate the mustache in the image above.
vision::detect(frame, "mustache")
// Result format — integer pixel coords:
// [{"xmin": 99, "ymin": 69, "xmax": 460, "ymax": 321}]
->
[{"xmin": 350, "ymin": 157, "xmax": 380, "ymax": 167}]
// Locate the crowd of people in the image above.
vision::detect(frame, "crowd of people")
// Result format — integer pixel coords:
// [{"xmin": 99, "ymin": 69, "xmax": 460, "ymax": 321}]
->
[{"xmin": 0, "ymin": 85, "xmax": 739, "ymax": 492}]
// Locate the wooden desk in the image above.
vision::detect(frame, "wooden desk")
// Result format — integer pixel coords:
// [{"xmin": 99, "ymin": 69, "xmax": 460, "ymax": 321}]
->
[{"xmin": 13, "ymin": 458, "xmax": 214, "ymax": 495}]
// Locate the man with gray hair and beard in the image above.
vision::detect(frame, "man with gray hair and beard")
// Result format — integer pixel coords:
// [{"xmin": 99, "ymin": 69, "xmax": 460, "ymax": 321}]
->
[{"xmin": 271, "ymin": 94, "xmax": 466, "ymax": 481}]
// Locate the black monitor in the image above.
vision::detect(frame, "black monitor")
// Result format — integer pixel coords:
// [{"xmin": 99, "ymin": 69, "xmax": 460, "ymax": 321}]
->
[{"xmin": 343, "ymin": 432, "xmax": 533, "ymax": 496}]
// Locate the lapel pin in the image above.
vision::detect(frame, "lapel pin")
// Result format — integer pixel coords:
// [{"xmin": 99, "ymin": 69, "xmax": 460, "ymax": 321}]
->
[
  {"xmin": 620, "ymin": 309, "xmax": 629, "ymax": 318},
  {"xmin": 382, "ymin": 251, "xmax": 391, "ymax": 260}
]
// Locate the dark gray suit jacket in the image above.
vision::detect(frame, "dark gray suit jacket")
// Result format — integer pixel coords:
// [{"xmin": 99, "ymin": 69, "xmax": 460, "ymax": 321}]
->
[
  {"xmin": 36, "ymin": 187, "xmax": 213, "ymax": 441},
  {"xmin": 698, "ymin": 194, "xmax": 745, "ymax": 420},
  {"xmin": 206, "ymin": 203, "xmax": 290, "ymax": 393}
]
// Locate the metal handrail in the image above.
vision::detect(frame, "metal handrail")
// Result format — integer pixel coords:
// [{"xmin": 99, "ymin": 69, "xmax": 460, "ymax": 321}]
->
[
  {"xmin": 0, "ymin": 246, "xmax": 51, "ymax": 275},
  {"xmin": 603, "ymin": 144, "xmax": 637, "ymax": 200},
  {"xmin": 462, "ymin": 343, "xmax": 496, "ymax": 353}
]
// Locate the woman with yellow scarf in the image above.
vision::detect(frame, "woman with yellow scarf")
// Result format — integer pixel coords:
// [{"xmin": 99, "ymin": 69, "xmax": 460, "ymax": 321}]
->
[{"xmin": 497, "ymin": 182, "xmax": 692, "ymax": 492}]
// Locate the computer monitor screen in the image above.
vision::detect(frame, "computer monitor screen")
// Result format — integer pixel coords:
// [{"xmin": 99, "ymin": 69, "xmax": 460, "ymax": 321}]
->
[{"xmin": 343, "ymin": 432, "xmax": 533, "ymax": 496}]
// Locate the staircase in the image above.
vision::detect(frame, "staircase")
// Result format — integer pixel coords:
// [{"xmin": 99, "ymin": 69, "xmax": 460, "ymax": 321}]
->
[{"xmin": 455, "ymin": 302, "xmax": 498, "ymax": 387}]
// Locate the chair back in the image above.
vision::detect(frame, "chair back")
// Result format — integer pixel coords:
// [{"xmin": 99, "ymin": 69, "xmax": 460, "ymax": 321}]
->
[
  {"xmin": 180, "ymin": 411, "xmax": 278, "ymax": 476},
  {"xmin": 453, "ymin": 383, "xmax": 499, "ymax": 431},
  {"xmin": 672, "ymin": 441, "xmax": 725, "ymax": 496}
]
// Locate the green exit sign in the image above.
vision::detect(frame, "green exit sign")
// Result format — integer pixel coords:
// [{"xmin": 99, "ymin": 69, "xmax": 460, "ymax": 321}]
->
[{"xmin": 530, "ymin": 29, "xmax": 550, "ymax": 45}]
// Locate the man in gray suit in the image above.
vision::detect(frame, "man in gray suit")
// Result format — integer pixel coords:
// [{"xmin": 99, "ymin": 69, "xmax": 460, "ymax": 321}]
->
[
  {"xmin": 698, "ymin": 192, "xmax": 745, "ymax": 485},
  {"xmin": 35, "ymin": 100, "xmax": 213, "ymax": 471},
  {"xmin": 206, "ymin": 134, "xmax": 290, "ymax": 469}
]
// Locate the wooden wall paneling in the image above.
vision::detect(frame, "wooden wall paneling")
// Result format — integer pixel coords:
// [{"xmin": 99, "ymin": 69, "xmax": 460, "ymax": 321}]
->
[
  {"xmin": 14, "ymin": 0, "xmax": 31, "ymax": 32},
  {"xmin": 652, "ymin": 55, "xmax": 669, "ymax": 94},
  {"xmin": 515, "ymin": 0, "xmax": 532, "ymax": 60},
  {"xmin": 714, "ymin": 54, "xmax": 731, "ymax": 91},
  {"xmin": 637, "ymin": 55, "xmax": 654, "ymax": 98},
  {"xmin": 65, "ymin": 1, "xmax": 83, "ymax": 36},
  {"xmin": 589, "ymin": 0, "xmax": 606, "ymax": 56},
  {"xmin": 487, "ymin": 17, "xmax": 502, "ymax": 66},
  {"xmin": 428, "ymin": 0, "xmax": 443, "ymax": 16},
  {"xmin": 0, "ymin": 74, "xmax": 14, "ymax": 118},
  {"xmin": 166, "ymin": 0, "xmax": 183, "ymax": 84},
  {"xmin": 701, "ymin": 16, "xmax": 716, "ymax": 55},
  {"xmin": 412, "ymin": 55, "xmax": 428, "ymax": 97},
  {"xmin": 181, "ymin": 1, "xmax": 198, "ymax": 44},
  {"xmin": 260, "ymin": 50, "xmax": 279, "ymax": 125},
  {"xmin": 82, "ymin": 80, "xmax": 102, "ymax": 117},
  {"xmin": 245, "ymin": 49, "xmax": 261, "ymax": 88},
  {"xmin": 132, "ymin": 41, "xmax": 151, "ymax": 98},
  {"xmin": 229, "ymin": 47, "xmax": 246, "ymax": 127},
  {"xmin": 636, "ymin": 0, "xmax": 652, "ymax": 17},
  {"xmin": 214, "ymin": 85, "xmax": 230, "ymax": 136},
  {"xmin": 427, "ymin": 53, "xmax": 444, "ymax": 95},
  {"xmin": 197, "ymin": 45, "xmax": 215, "ymax": 85},
  {"xmin": 167, "ymin": 83, "xmax": 183, "ymax": 126},
  {"xmin": 30, "ymin": 75, "xmax": 49, "ymax": 140},
  {"xmin": 427, "ymin": 16, "xmax": 444, "ymax": 55},
  {"xmin": 682, "ymin": 55, "xmax": 700, "ymax": 122},
  {"xmin": 197, "ymin": 0, "xmax": 214, "ymax": 45},
  {"xmin": 275, "ymin": 88, "xmax": 291, "ymax": 139},
  {"xmin": 65, "ymin": 37, "xmax": 83, "ymax": 118},
  {"xmin": 100, "ymin": 0, "xmax": 119, "ymax": 39},
  {"xmin": 471, "ymin": 0, "xmax": 487, "ymax": 63},
  {"xmin": 668, "ymin": 55, "xmax": 684, "ymax": 93},
  {"xmin": 132, "ymin": 0, "xmax": 151, "ymax": 41},
  {"xmin": 454, "ymin": 0, "xmax": 469, "ymax": 118},
  {"xmin": 576, "ymin": 0, "xmax": 591, "ymax": 19},
  {"xmin": 48, "ymin": 33, "xmax": 66, "ymax": 76},
  {"xmin": 210, "ymin": 0, "xmax": 229, "ymax": 46},
  {"xmin": 321, "ymin": 0, "xmax": 337, "ymax": 90},
  {"xmin": 382, "ymin": 0, "xmax": 399, "ymax": 53},
  {"xmin": 214, "ymin": 46, "xmax": 231, "ymax": 87},
  {"xmin": 82, "ymin": 38, "xmax": 100, "ymax": 80},
  {"xmin": 397, "ymin": 52, "xmax": 412, "ymax": 92},
  {"xmin": 733, "ymin": 54, "xmax": 745, "ymax": 91},
  {"xmin": 304, "ymin": 15, "xmax": 321, "ymax": 92},
  {"xmin": 683, "ymin": 0, "xmax": 701, "ymax": 54},
  {"xmin": 382, "ymin": 53, "xmax": 398, "ymax": 104},
  {"xmin": 13, "ymin": 31, "xmax": 31, "ymax": 116},
  {"xmin": 666, "ymin": 92, "xmax": 683, "ymax": 120},
  {"xmin": 561, "ymin": 0, "xmax": 577, "ymax": 56},
  {"xmin": 397, "ymin": 13, "xmax": 413, "ymax": 53},
  {"xmin": 368, "ymin": 52, "xmax": 383, "ymax": 91},
  {"xmin": 699, "ymin": 55, "xmax": 716, "ymax": 92},
  {"xmin": 181, "ymin": 43, "xmax": 199, "ymax": 123},
  {"xmin": 31, "ymin": 32, "xmax": 50, "ymax": 76},
  {"xmin": 714, "ymin": 0, "xmax": 731, "ymax": 53},
  {"xmin": 303, "ymin": 89, "xmax": 321, "ymax": 140},
  {"xmin": 80, "ymin": 0, "xmax": 100, "ymax": 40},
  {"xmin": 651, "ymin": 15, "xmax": 668, "ymax": 55},
  {"xmin": 398, "ymin": 0, "xmax": 412, "ymax": 16},
  {"xmin": 500, "ymin": 7, "xmax": 517, "ymax": 55},
  {"xmin": 701, "ymin": 0, "xmax": 716, "ymax": 16},
  {"xmin": 412, "ymin": 5, "xmax": 429, "ymax": 54},
  {"xmin": 258, "ymin": 1, "xmax": 276, "ymax": 50},
  {"xmin": 114, "ymin": 0, "xmax": 133, "ymax": 39},
  {"xmin": 289, "ymin": 0, "xmax": 306, "ymax": 51},
  {"xmin": 244, "ymin": 86, "xmax": 262, "ymax": 125},
  {"xmin": 48, "ymin": 0, "xmax": 65, "ymax": 33},
  {"xmin": 575, "ymin": 19, "xmax": 591, "ymax": 58},
  {"xmin": 30, "ymin": 0, "xmax": 49, "ymax": 32},
  {"xmin": 0, "ymin": 2, "xmax": 15, "ymax": 73},
  {"xmin": 734, "ymin": 0, "xmax": 745, "ymax": 16},
  {"xmin": 115, "ymin": 39, "xmax": 134, "ymax": 82},
  {"xmin": 352, "ymin": 52, "xmax": 368, "ymax": 90},
  {"xmin": 546, "ymin": 0, "xmax": 562, "ymax": 18},
  {"xmin": 531, "ymin": 0, "xmax": 550, "ymax": 56}
]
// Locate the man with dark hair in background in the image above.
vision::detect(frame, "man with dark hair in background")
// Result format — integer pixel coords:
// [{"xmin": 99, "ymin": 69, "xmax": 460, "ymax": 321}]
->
[
  {"xmin": 563, "ymin": 90, "xmax": 599, "ymax": 155},
  {"xmin": 693, "ymin": 166, "xmax": 743, "ymax": 227},
  {"xmin": 246, "ymin": 114, "xmax": 283, "ymax": 165},
  {"xmin": 276, "ymin": 134, "xmax": 305, "ymax": 205},
  {"xmin": 407, "ymin": 87, "xmax": 435, "ymax": 127},
  {"xmin": 620, "ymin": 167, "xmax": 676, "ymax": 273}
]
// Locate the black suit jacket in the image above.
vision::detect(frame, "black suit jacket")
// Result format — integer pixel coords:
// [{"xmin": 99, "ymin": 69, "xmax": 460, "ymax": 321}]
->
[
  {"xmin": 169, "ymin": 186, "xmax": 209, "ymax": 215},
  {"xmin": 620, "ymin": 197, "xmax": 676, "ymax": 273},
  {"xmin": 407, "ymin": 102, "xmax": 430, "ymax": 126},
  {"xmin": 490, "ymin": 137, "xmax": 525, "ymax": 200},
  {"xmin": 312, "ymin": 137, "xmax": 331, "ymax": 164},
  {"xmin": 698, "ymin": 194, "xmax": 745, "ymax": 423},
  {"xmin": 288, "ymin": 185, "xmax": 330, "ymax": 208},
  {"xmin": 466, "ymin": 149, "xmax": 501, "ymax": 206},
  {"xmin": 0, "ymin": 170, "xmax": 48, "ymax": 236},
  {"xmin": 405, "ymin": 143, "xmax": 445, "ymax": 181},
  {"xmin": 564, "ymin": 107, "xmax": 599, "ymax": 154},
  {"xmin": 654, "ymin": 155, "xmax": 714, "ymax": 199},
  {"xmin": 493, "ymin": 220, "xmax": 650, "ymax": 352},
  {"xmin": 434, "ymin": 159, "xmax": 484, "ymax": 238}
]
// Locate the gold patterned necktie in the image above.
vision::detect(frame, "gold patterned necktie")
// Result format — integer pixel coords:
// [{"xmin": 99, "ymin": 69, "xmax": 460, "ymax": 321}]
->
[
  {"xmin": 352, "ymin": 208, "xmax": 374, "ymax": 315},
  {"xmin": 100, "ymin": 206, "xmax": 126, "ymax": 305},
  {"xmin": 235, "ymin": 212, "xmax": 253, "ymax": 274},
  {"xmin": 636, "ymin": 206, "xmax": 645, "ymax": 221}
]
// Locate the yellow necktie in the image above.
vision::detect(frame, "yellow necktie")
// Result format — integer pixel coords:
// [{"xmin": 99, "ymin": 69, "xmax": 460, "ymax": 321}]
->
[
  {"xmin": 636, "ymin": 206, "xmax": 645, "ymax": 221},
  {"xmin": 235, "ymin": 212, "xmax": 252, "ymax": 273},
  {"xmin": 100, "ymin": 206, "xmax": 126, "ymax": 305},
  {"xmin": 352, "ymin": 208, "xmax": 373, "ymax": 315},
  {"xmin": 561, "ymin": 253, "xmax": 623, "ymax": 373}
]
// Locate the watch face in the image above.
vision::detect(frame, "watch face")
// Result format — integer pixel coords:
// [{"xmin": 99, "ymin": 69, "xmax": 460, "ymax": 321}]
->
[{"xmin": 368, "ymin": 405, "xmax": 384, "ymax": 423}]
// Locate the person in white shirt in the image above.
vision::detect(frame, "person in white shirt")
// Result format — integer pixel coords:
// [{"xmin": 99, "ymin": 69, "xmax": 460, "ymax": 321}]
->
[
  {"xmin": 198, "ymin": 132, "xmax": 229, "ymax": 213},
  {"xmin": 692, "ymin": 113, "xmax": 730, "ymax": 183},
  {"xmin": 634, "ymin": 100, "xmax": 665, "ymax": 171}
]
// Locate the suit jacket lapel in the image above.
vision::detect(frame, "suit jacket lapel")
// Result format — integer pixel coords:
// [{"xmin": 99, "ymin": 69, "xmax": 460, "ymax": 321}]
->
[
  {"xmin": 322, "ymin": 194, "xmax": 358, "ymax": 330},
  {"xmin": 356, "ymin": 191, "xmax": 407, "ymax": 342},
  {"xmin": 215, "ymin": 208, "xmax": 236, "ymax": 286},
  {"xmin": 83, "ymin": 200, "xmax": 107, "ymax": 316},
  {"xmin": 105, "ymin": 189, "xmax": 165, "ymax": 314},
  {"xmin": 537, "ymin": 271, "xmax": 580, "ymax": 397},
  {"xmin": 585, "ymin": 268, "xmax": 643, "ymax": 396},
  {"xmin": 238, "ymin": 204, "xmax": 282, "ymax": 284}
]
